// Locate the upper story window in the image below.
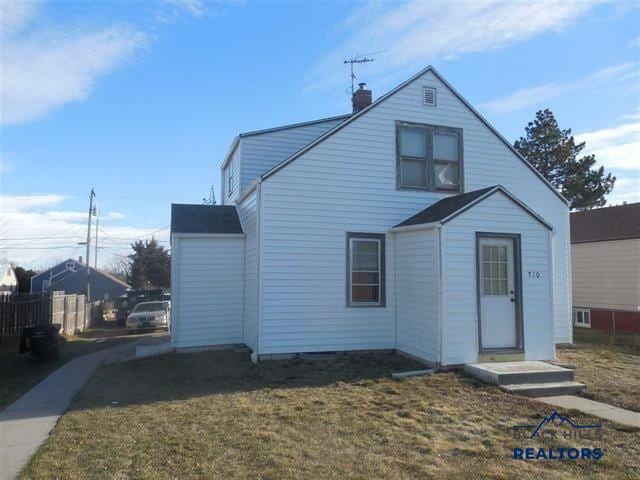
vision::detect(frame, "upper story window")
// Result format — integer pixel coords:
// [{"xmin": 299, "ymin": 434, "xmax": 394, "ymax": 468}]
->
[
  {"xmin": 396, "ymin": 121, "xmax": 463, "ymax": 192},
  {"xmin": 66, "ymin": 261, "xmax": 75, "ymax": 269},
  {"xmin": 227, "ymin": 163, "xmax": 235, "ymax": 197}
]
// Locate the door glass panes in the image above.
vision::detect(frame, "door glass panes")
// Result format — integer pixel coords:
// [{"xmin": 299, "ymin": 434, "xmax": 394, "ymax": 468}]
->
[{"xmin": 482, "ymin": 245, "xmax": 508, "ymax": 295}]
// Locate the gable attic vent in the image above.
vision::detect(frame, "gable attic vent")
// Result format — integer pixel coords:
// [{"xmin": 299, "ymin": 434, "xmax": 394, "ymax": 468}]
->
[{"xmin": 423, "ymin": 87, "xmax": 436, "ymax": 106}]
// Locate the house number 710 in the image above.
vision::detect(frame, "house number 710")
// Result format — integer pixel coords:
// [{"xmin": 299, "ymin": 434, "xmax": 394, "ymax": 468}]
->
[{"xmin": 527, "ymin": 271, "xmax": 541, "ymax": 278}]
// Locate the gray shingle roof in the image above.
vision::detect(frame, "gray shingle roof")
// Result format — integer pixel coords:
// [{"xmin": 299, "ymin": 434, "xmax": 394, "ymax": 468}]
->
[
  {"xmin": 394, "ymin": 185, "xmax": 553, "ymax": 231},
  {"xmin": 394, "ymin": 187, "xmax": 496, "ymax": 228},
  {"xmin": 171, "ymin": 204, "xmax": 243, "ymax": 235},
  {"xmin": 570, "ymin": 202, "xmax": 640, "ymax": 243}
]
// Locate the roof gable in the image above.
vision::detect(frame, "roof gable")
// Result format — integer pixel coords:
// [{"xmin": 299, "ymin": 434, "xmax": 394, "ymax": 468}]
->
[
  {"xmin": 393, "ymin": 186, "xmax": 553, "ymax": 231},
  {"xmin": 571, "ymin": 202, "xmax": 640, "ymax": 243},
  {"xmin": 171, "ymin": 204, "xmax": 244, "ymax": 235},
  {"xmin": 259, "ymin": 65, "xmax": 567, "ymax": 205}
]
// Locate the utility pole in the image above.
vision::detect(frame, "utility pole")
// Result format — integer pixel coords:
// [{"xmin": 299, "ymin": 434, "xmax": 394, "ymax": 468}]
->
[
  {"xmin": 85, "ymin": 189, "xmax": 95, "ymax": 313},
  {"xmin": 94, "ymin": 205, "xmax": 99, "ymax": 268},
  {"xmin": 344, "ymin": 56, "xmax": 374, "ymax": 95}
]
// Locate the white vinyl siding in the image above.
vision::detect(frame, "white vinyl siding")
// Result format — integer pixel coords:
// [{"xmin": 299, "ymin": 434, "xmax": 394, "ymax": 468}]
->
[
  {"xmin": 441, "ymin": 192, "xmax": 553, "ymax": 365},
  {"xmin": 223, "ymin": 144, "xmax": 241, "ymax": 205},
  {"xmin": 395, "ymin": 229, "xmax": 439, "ymax": 363},
  {"xmin": 171, "ymin": 236, "xmax": 244, "ymax": 349},
  {"xmin": 237, "ymin": 189, "xmax": 259, "ymax": 350},
  {"xmin": 240, "ymin": 117, "xmax": 347, "ymax": 192},
  {"xmin": 257, "ymin": 68, "xmax": 569, "ymax": 355},
  {"xmin": 571, "ymin": 238, "xmax": 640, "ymax": 312}
]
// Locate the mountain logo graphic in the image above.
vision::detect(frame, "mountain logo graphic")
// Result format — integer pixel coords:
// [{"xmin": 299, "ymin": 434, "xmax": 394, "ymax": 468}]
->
[{"xmin": 513, "ymin": 411, "xmax": 602, "ymax": 439}]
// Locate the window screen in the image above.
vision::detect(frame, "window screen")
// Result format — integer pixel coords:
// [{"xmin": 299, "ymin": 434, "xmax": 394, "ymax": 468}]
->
[{"xmin": 347, "ymin": 233, "xmax": 385, "ymax": 306}]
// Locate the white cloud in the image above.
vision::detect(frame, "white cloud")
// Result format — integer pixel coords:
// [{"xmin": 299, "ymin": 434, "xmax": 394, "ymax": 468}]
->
[
  {"xmin": 2, "ymin": 21, "xmax": 148, "ymax": 124},
  {"xmin": 480, "ymin": 63, "xmax": 636, "ymax": 114},
  {"xmin": 0, "ymin": 194, "xmax": 167, "ymax": 269},
  {"xmin": 306, "ymin": 0, "xmax": 597, "ymax": 92},
  {"xmin": 0, "ymin": 0, "xmax": 37, "ymax": 36},
  {"xmin": 0, "ymin": 194, "xmax": 65, "ymax": 212},
  {"xmin": 163, "ymin": 0, "xmax": 207, "ymax": 17},
  {"xmin": 575, "ymin": 115, "xmax": 640, "ymax": 205},
  {"xmin": 576, "ymin": 119, "xmax": 640, "ymax": 171}
]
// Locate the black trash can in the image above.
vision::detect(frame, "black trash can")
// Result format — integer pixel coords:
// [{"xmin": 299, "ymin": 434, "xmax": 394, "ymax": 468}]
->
[{"xmin": 19, "ymin": 324, "xmax": 61, "ymax": 363}]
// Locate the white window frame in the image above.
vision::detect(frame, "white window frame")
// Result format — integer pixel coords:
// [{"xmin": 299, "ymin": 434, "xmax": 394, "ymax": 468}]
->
[
  {"xmin": 574, "ymin": 308, "xmax": 591, "ymax": 328},
  {"xmin": 346, "ymin": 233, "xmax": 385, "ymax": 307},
  {"xmin": 396, "ymin": 121, "xmax": 463, "ymax": 192},
  {"xmin": 227, "ymin": 163, "xmax": 234, "ymax": 197},
  {"xmin": 66, "ymin": 261, "xmax": 75, "ymax": 269},
  {"xmin": 42, "ymin": 279, "xmax": 51, "ymax": 291}
]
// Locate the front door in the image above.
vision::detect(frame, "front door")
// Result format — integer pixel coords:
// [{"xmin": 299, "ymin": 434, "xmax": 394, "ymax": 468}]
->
[{"xmin": 478, "ymin": 236, "xmax": 519, "ymax": 350}]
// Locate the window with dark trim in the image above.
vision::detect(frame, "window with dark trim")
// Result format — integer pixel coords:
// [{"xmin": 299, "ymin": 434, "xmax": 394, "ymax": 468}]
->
[
  {"xmin": 396, "ymin": 121, "xmax": 463, "ymax": 192},
  {"xmin": 346, "ymin": 232, "xmax": 385, "ymax": 307}
]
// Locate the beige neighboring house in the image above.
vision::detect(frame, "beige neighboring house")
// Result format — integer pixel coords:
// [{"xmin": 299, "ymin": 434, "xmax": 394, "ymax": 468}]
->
[
  {"xmin": 0, "ymin": 262, "xmax": 18, "ymax": 295},
  {"xmin": 570, "ymin": 202, "xmax": 640, "ymax": 333}
]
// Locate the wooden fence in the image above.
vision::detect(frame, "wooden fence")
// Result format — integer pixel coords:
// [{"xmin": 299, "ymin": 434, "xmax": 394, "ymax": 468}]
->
[{"xmin": 0, "ymin": 291, "xmax": 97, "ymax": 343}]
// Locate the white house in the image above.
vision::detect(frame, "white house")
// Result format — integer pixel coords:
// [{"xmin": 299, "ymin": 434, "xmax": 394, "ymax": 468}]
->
[
  {"xmin": 170, "ymin": 66, "xmax": 572, "ymax": 367},
  {"xmin": 0, "ymin": 262, "xmax": 17, "ymax": 294}
]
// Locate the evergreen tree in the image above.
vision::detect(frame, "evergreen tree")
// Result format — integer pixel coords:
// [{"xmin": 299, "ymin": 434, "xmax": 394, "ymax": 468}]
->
[
  {"xmin": 128, "ymin": 238, "xmax": 170, "ymax": 290},
  {"xmin": 13, "ymin": 266, "xmax": 36, "ymax": 293},
  {"xmin": 514, "ymin": 109, "xmax": 615, "ymax": 210}
]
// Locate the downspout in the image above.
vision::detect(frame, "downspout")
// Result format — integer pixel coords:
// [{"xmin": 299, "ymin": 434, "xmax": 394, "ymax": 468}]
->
[
  {"xmin": 435, "ymin": 225, "xmax": 444, "ymax": 368},
  {"xmin": 251, "ymin": 178, "xmax": 264, "ymax": 363},
  {"xmin": 548, "ymin": 229, "xmax": 557, "ymax": 359}
]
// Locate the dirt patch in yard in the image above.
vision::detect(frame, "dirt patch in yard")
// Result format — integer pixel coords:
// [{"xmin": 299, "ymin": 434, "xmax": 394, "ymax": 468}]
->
[
  {"xmin": 557, "ymin": 329, "xmax": 640, "ymax": 412},
  {"xmin": 22, "ymin": 351, "xmax": 639, "ymax": 479}
]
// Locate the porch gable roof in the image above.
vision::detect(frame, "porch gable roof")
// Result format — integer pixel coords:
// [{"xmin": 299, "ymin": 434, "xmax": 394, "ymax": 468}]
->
[{"xmin": 393, "ymin": 186, "xmax": 553, "ymax": 231}]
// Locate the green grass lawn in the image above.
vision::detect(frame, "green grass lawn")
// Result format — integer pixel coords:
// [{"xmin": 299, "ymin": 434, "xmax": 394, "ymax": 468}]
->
[
  {"xmin": 557, "ymin": 327, "xmax": 640, "ymax": 412},
  {"xmin": 0, "ymin": 320, "xmax": 133, "ymax": 410},
  {"xmin": 22, "ymin": 350, "xmax": 640, "ymax": 480}
]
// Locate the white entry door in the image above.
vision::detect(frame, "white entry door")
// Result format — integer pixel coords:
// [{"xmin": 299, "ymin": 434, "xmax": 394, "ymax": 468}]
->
[{"xmin": 479, "ymin": 237, "xmax": 518, "ymax": 349}]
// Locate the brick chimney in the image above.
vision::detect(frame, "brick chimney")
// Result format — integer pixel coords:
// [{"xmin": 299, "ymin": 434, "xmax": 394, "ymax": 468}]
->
[{"xmin": 352, "ymin": 82, "xmax": 372, "ymax": 113}]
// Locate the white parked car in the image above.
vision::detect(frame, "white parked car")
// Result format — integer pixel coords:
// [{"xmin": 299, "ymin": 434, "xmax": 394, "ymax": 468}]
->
[{"xmin": 126, "ymin": 301, "xmax": 170, "ymax": 333}]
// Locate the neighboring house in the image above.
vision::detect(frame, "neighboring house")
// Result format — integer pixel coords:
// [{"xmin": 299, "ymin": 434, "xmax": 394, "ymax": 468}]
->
[
  {"xmin": 30, "ymin": 258, "xmax": 130, "ymax": 302},
  {"xmin": 171, "ymin": 66, "xmax": 572, "ymax": 366},
  {"xmin": 0, "ymin": 262, "xmax": 17, "ymax": 294},
  {"xmin": 570, "ymin": 202, "xmax": 640, "ymax": 333}
]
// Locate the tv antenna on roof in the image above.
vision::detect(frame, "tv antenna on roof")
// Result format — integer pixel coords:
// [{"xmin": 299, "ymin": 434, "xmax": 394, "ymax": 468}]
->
[{"xmin": 344, "ymin": 56, "xmax": 374, "ymax": 95}]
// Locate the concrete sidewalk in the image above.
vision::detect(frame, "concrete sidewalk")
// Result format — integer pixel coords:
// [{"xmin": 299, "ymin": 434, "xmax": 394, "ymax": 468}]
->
[
  {"xmin": 0, "ymin": 342, "xmax": 135, "ymax": 480},
  {"xmin": 536, "ymin": 395, "xmax": 640, "ymax": 428}
]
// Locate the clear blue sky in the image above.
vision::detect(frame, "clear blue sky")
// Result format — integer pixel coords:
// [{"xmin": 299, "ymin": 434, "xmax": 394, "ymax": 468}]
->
[{"xmin": 1, "ymin": 0, "xmax": 638, "ymax": 268}]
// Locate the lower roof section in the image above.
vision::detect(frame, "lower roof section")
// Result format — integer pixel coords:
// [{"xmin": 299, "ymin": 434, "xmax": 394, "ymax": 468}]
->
[
  {"xmin": 393, "ymin": 185, "xmax": 553, "ymax": 231},
  {"xmin": 171, "ymin": 204, "xmax": 243, "ymax": 235}
]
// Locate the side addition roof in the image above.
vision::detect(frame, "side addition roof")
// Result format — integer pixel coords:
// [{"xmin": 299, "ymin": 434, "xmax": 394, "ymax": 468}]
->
[
  {"xmin": 393, "ymin": 185, "xmax": 553, "ymax": 231},
  {"xmin": 570, "ymin": 202, "xmax": 640, "ymax": 244},
  {"xmin": 171, "ymin": 204, "xmax": 244, "ymax": 235}
]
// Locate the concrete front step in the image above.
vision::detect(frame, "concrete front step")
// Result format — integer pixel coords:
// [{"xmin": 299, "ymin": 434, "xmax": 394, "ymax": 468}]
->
[
  {"xmin": 464, "ymin": 361, "xmax": 575, "ymax": 386},
  {"xmin": 501, "ymin": 381, "xmax": 587, "ymax": 398}
]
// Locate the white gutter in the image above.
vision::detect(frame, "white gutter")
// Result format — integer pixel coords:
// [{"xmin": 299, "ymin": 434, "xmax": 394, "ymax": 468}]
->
[
  {"xmin": 171, "ymin": 233, "xmax": 245, "ymax": 239},
  {"xmin": 220, "ymin": 137, "xmax": 240, "ymax": 172},
  {"xmin": 389, "ymin": 222, "xmax": 441, "ymax": 234}
]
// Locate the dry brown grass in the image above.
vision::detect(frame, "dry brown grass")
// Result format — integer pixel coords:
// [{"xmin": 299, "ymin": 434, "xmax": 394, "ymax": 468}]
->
[
  {"xmin": 0, "ymin": 324, "xmax": 132, "ymax": 410},
  {"xmin": 22, "ymin": 350, "xmax": 639, "ymax": 480},
  {"xmin": 557, "ymin": 328, "xmax": 640, "ymax": 412}
]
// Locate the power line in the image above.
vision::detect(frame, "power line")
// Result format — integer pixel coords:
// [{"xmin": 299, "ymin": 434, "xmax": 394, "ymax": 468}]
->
[{"xmin": 97, "ymin": 225, "xmax": 169, "ymax": 240}]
